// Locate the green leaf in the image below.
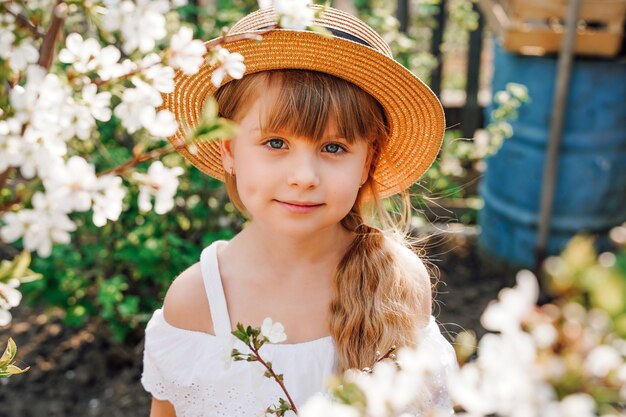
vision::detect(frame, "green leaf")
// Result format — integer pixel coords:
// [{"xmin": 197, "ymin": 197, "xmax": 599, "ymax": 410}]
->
[
  {"xmin": 0, "ymin": 338, "xmax": 17, "ymax": 365},
  {"xmin": 7, "ymin": 364, "xmax": 29, "ymax": 375},
  {"xmin": 308, "ymin": 24, "xmax": 333, "ymax": 38},
  {"xmin": 0, "ymin": 260, "xmax": 13, "ymax": 281},
  {"xmin": 203, "ymin": 96, "xmax": 219, "ymax": 120},
  {"xmin": 11, "ymin": 251, "xmax": 31, "ymax": 280}
]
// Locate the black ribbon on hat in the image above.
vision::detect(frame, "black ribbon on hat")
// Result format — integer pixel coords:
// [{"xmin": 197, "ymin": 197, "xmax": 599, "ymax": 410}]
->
[{"xmin": 257, "ymin": 25, "xmax": 374, "ymax": 48}]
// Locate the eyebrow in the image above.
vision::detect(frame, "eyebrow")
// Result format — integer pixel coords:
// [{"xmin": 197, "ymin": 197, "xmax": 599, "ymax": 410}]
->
[{"xmin": 252, "ymin": 127, "xmax": 349, "ymax": 141}]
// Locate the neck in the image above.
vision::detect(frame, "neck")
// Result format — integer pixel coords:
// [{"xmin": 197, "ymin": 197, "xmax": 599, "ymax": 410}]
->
[{"xmin": 229, "ymin": 221, "xmax": 355, "ymax": 282}]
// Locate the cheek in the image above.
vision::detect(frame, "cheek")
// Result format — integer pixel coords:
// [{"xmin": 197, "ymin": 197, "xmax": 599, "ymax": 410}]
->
[
  {"xmin": 327, "ymin": 174, "xmax": 361, "ymax": 211},
  {"xmin": 235, "ymin": 175, "xmax": 261, "ymax": 208}
]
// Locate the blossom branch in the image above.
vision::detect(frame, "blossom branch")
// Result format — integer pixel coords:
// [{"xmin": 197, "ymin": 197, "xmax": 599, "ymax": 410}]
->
[
  {"xmin": 3, "ymin": 8, "xmax": 45, "ymax": 39},
  {"xmin": 231, "ymin": 321, "xmax": 296, "ymax": 416},
  {"xmin": 38, "ymin": 1, "xmax": 67, "ymax": 69},
  {"xmin": 97, "ymin": 144, "xmax": 176, "ymax": 178},
  {"xmin": 362, "ymin": 345, "xmax": 397, "ymax": 374},
  {"xmin": 245, "ymin": 341, "xmax": 299, "ymax": 416}
]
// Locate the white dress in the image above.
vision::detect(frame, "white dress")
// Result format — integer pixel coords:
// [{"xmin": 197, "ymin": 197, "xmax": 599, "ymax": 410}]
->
[{"xmin": 141, "ymin": 240, "xmax": 457, "ymax": 417}]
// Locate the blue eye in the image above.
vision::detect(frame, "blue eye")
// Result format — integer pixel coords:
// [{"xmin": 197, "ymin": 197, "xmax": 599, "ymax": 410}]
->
[
  {"xmin": 324, "ymin": 143, "xmax": 346, "ymax": 154},
  {"xmin": 265, "ymin": 138, "xmax": 286, "ymax": 149}
]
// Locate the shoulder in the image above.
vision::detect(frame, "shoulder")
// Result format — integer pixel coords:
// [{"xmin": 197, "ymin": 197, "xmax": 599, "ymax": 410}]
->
[
  {"xmin": 383, "ymin": 236, "xmax": 430, "ymax": 283},
  {"xmin": 162, "ymin": 261, "xmax": 214, "ymax": 334},
  {"xmin": 383, "ymin": 235, "xmax": 433, "ymax": 324}
]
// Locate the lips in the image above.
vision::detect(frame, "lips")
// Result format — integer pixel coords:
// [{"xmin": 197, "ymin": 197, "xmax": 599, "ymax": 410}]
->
[
  {"xmin": 275, "ymin": 200, "xmax": 324, "ymax": 213},
  {"xmin": 280, "ymin": 200, "xmax": 323, "ymax": 207}
]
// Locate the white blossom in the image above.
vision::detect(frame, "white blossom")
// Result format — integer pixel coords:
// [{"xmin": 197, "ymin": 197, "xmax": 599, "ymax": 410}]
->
[
  {"xmin": 169, "ymin": 27, "xmax": 206, "ymax": 75},
  {"xmin": 221, "ymin": 334, "xmax": 238, "ymax": 371},
  {"xmin": 0, "ymin": 25, "xmax": 16, "ymax": 60},
  {"xmin": 209, "ymin": 47, "xmax": 245, "ymax": 88},
  {"xmin": 94, "ymin": 45, "xmax": 123, "ymax": 81},
  {"xmin": 7, "ymin": 66, "xmax": 83, "ymax": 174},
  {"xmin": 530, "ymin": 322, "xmax": 558, "ymax": 349},
  {"xmin": 91, "ymin": 175, "xmax": 126, "ymax": 227},
  {"xmin": 7, "ymin": 40, "xmax": 39, "ymax": 72},
  {"xmin": 114, "ymin": 77, "xmax": 162, "ymax": 134},
  {"xmin": 66, "ymin": 99, "xmax": 98, "ymax": 140},
  {"xmin": 347, "ymin": 361, "xmax": 404, "ymax": 417},
  {"xmin": 103, "ymin": 0, "xmax": 169, "ymax": 54},
  {"xmin": 17, "ymin": 130, "xmax": 65, "ymax": 180},
  {"xmin": 43, "ymin": 156, "xmax": 98, "ymax": 212},
  {"xmin": 140, "ymin": 108, "xmax": 179, "ymax": 138},
  {"xmin": 0, "ymin": 279, "xmax": 22, "ymax": 327},
  {"xmin": 81, "ymin": 83, "xmax": 112, "ymax": 122},
  {"xmin": 58, "ymin": 33, "xmax": 102, "ymax": 73},
  {"xmin": 260, "ymin": 317, "xmax": 287, "ymax": 343},
  {"xmin": 141, "ymin": 53, "xmax": 175, "ymax": 94},
  {"xmin": 300, "ymin": 393, "xmax": 360, "ymax": 417},
  {"xmin": 494, "ymin": 91, "xmax": 510, "ymax": 105},
  {"xmin": 133, "ymin": 161, "xmax": 183, "ymax": 214},
  {"xmin": 543, "ymin": 393, "xmax": 596, "ymax": 417},
  {"xmin": 440, "ymin": 154, "xmax": 465, "ymax": 176},
  {"xmin": 481, "ymin": 269, "xmax": 538, "ymax": 333},
  {"xmin": 0, "ymin": 192, "xmax": 77, "ymax": 257},
  {"xmin": 448, "ymin": 327, "xmax": 553, "ymax": 417},
  {"xmin": 585, "ymin": 344, "xmax": 623, "ymax": 378},
  {"xmin": 0, "ymin": 118, "xmax": 23, "ymax": 172},
  {"xmin": 273, "ymin": 0, "xmax": 315, "ymax": 31}
]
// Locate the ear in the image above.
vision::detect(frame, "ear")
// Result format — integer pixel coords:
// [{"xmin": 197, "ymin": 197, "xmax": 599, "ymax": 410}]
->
[
  {"xmin": 361, "ymin": 146, "xmax": 375, "ymax": 185},
  {"xmin": 219, "ymin": 138, "xmax": 235, "ymax": 174}
]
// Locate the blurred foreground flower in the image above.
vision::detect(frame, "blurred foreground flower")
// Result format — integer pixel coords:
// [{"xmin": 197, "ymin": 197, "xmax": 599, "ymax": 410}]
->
[{"xmin": 208, "ymin": 46, "xmax": 245, "ymax": 88}]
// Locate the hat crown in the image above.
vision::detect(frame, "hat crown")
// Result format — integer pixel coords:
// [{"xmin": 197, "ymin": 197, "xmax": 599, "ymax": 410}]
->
[{"xmin": 228, "ymin": 5, "xmax": 393, "ymax": 58}]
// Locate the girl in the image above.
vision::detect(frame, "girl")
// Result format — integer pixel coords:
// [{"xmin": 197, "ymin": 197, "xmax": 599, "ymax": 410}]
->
[{"xmin": 141, "ymin": 5, "xmax": 457, "ymax": 417}]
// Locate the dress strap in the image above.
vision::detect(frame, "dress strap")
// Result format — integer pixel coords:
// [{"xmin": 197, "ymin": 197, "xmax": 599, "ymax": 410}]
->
[{"xmin": 199, "ymin": 241, "xmax": 233, "ymax": 337}]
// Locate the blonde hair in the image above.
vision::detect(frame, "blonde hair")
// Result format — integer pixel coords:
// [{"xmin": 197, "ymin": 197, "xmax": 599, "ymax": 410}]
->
[{"xmin": 215, "ymin": 70, "xmax": 431, "ymax": 373}]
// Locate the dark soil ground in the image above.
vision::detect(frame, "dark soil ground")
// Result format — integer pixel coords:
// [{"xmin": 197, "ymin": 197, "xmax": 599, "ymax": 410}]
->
[{"xmin": 0, "ymin": 230, "xmax": 520, "ymax": 417}]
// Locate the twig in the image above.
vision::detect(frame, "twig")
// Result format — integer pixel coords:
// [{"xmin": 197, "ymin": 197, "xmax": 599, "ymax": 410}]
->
[
  {"xmin": 97, "ymin": 143, "xmax": 176, "ymax": 177},
  {"xmin": 0, "ymin": 168, "xmax": 11, "ymax": 190},
  {"xmin": 0, "ymin": 168, "xmax": 20, "ymax": 216},
  {"xmin": 210, "ymin": 29, "xmax": 272, "ymax": 47},
  {"xmin": 38, "ymin": 1, "xmax": 67, "ymax": 69},
  {"xmin": 362, "ymin": 345, "xmax": 397, "ymax": 373},
  {"xmin": 3, "ymin": 8, "xmax": 45, "ymax": 39},
  {"xmin": 246, "ymin": 341, "xmax": 299, "ymax": 415}
]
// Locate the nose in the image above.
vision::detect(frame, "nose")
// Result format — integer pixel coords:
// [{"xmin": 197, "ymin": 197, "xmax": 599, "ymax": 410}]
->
[{"xmin": 286, "ymin": 149, "xmax": 320, "ymax": 189}]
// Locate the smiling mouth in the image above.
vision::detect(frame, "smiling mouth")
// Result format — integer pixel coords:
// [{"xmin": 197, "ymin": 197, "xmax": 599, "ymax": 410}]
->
[
  {"xmin": 275, "ymin": 200, "xmax": 324, "ymax": 212},
  {"xmin": 278, "ymin": 200, "xmax": 324, "ymax": 207}
]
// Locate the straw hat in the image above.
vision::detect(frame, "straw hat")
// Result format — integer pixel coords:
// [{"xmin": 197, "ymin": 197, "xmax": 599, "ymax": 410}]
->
[{"xmin": 163, "ymin": 5, "xmax": 445, "ymax": 198}]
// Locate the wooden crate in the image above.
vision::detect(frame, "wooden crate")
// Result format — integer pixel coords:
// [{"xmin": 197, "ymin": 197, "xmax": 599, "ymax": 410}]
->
[{"xmin": 478, "ymin": 0, "xmax": 626, "ymax": 57}]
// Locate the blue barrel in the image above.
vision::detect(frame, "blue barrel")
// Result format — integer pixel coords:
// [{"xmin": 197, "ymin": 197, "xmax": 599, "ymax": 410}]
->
[{"xmin": 478, "ymin": 41, "xmax": 626, "ymax": 268}]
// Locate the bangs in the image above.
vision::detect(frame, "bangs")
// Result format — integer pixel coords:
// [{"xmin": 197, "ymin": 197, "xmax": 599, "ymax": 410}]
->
[{"xmin": 260, "ymin": 70, "xmax": 388, "ymax": 145}]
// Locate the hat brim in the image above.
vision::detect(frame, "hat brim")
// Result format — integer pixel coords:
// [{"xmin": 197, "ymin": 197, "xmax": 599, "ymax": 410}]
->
[{"xmin": 163, "ymin": 30, "xmax": 445, "ymax": 198}]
